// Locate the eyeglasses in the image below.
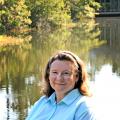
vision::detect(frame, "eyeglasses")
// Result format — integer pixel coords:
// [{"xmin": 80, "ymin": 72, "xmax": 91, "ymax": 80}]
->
[{"xmin": 49, "ymin": 71, "xmax": 75, "ymax": 79}]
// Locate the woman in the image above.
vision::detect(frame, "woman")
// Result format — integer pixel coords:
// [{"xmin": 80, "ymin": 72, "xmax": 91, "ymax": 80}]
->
[{"xmin": 26, "ymin": 51, "xmax": 96, "ymax": 120}]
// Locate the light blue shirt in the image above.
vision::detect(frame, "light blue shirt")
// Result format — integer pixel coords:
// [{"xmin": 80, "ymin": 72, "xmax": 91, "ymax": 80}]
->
[{"xmin": 26, "ymin": 89, "xmax": 96, "ymax": 120}]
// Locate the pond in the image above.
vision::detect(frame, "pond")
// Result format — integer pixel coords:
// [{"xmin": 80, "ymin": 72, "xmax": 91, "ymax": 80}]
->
[{"xmin": 0, "ymin": 17, "xmax": 120, "ymax": 120}]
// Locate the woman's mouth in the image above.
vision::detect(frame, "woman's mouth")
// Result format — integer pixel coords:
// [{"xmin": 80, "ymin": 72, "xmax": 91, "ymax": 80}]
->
[{"xmin": 55, "ymin": 82, "xmax": 65, "ymax": 85}]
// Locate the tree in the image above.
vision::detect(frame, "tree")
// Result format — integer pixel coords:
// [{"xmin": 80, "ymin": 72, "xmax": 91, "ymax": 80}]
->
[
  {"xmin": 26, "ymin": 0, "xmax": 100, "ymax": 29},
  {"xmin": 0, "ymin": 0, "xmax": 100, "ymax": 33},
  {"xmin": 26, "ymin": 0, "xmax": 71, "ymax": 28},
  {"xmin": 0, "ymin": 0, "xmax": 31, "ymax": 33},
  {"xmin": 65, "ymin": 0, "xmax": 100, "ymax": 21}
]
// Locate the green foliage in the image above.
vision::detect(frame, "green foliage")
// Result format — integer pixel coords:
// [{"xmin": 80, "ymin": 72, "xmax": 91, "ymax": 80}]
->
[
  {"xmin": 0, "ymin": 0, "xmax": 100, "ymax": 33},
  {"xmin": 0, "ymin": 0, "xmax": 31, "ymax": 33},
  {"xmin": 26, "ymin": 0, "xmax": 100, "ymax": 28},
  {"xmin": 66, "ymin": 0, "xmax": 101, "ymax": 20},
  {"xmin": 0, "ymin": 0, "xmax": 4, "ymax": 4},
  {"xmin": 27, "ymin": 0, "xmax": 71, "ymax": 28}
]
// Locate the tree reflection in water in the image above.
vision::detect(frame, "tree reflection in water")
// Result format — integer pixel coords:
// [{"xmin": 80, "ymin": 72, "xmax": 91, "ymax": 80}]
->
[{"xmin": 0, "ymin": 17, "xmax": 120, "ymax": 120}]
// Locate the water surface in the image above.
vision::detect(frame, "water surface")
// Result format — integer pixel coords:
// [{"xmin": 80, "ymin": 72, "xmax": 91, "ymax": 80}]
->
[{"xmin": 0, "ymin": 17, "xmax": 120, "ymax": 120}]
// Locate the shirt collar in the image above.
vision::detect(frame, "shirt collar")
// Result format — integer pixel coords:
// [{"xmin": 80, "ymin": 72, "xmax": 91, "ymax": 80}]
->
[
  {"xmin": 47, "ymin": 92, "xmax": 56, "ymax": 105},
  {"xmin": 61, "ymin": 89, "xmax": 81, "ymax": 105},
  {"xmin": 47, "ymin": 89, "xmax": 81, "ymax": 106}
]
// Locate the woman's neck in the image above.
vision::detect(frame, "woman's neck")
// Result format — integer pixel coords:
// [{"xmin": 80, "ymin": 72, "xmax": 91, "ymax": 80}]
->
[{"xmin": 55, "ymin": 92, "xmax": 65, "ymax": 103}]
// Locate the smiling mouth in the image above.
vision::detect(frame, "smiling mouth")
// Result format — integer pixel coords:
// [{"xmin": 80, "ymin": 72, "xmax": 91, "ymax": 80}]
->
[{"xmin": 55, "ymin": 83, "xmax": 65, "ymax": 85}]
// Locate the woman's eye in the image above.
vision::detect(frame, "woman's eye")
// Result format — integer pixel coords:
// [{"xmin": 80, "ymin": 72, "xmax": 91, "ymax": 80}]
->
[
  {"xmin": 64, "ymin": 72, "xmax": 69, "ymax": 74},
  {"xmin": 63, "ymin": 72, "xmax": 70, "ymax": 75},
  {"xmin": 52, "ymin": 71, "xmax": 57, "ymax": 74}
]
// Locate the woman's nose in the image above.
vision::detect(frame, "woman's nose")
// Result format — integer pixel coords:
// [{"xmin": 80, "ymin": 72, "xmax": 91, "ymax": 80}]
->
[{"xmin": 56, "ymin": 73, "xmax": 63, "ymax": 80}]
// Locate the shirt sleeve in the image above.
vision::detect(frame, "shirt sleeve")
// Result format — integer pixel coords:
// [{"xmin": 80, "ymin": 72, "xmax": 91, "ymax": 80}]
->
[
  {"xmin": 26, "ymin": 96, "xmax": 46, "ymax": 120},
  {"xmin": 74, "ymin": 101, "xmax": 97, "ymax": 120},
  {"xmin": 76, "ymin": 110, "xmax": 97, "ymax": 120}
]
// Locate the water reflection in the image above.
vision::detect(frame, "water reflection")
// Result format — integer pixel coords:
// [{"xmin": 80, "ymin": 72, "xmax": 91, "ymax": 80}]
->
[
  {"xmin": 92, "ymin": 64, "xmax": 120, "ymax": 120},
  {"xmin": 96, "ymin": 17, "xmax": 120, "ymax": 51},
  {"xmin": 0, "ymin": 17, "xmax": 120, "ymax": 120},
  {"xmin": 95, "ymin": 17, "xmax": 120, "ymax": 75},
  {"xmin": 90, "ymin": 17, "xmax": 120, "ymax": 120}
]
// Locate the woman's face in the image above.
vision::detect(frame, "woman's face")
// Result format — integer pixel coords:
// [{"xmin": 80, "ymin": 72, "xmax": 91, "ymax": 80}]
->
[{"xmin": 49, "ymin": 60, "xmax": 78, "ymax": 96}]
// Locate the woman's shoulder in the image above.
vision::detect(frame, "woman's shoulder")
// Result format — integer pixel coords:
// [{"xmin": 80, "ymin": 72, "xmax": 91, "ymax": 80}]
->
[
  {"xmin": 75, "ymin": 96, "xmax": 97, "ymax": 120},
  {"xmin": 26, "ymin": 95, "xmax": 48, "ymax": 120},
  {"xmin": 34, "ymin": 95, "xmax": 48, "ymax": 106},
  {"xmin": 76, "ymin": 95, "xmax": 95, "ymax": 111},
  {"xmin": 28, "ymin": 95, "xmax": 48, "ymax": 111},
  {"xmin": 31, "ymin": 96, "xmax": 47, "ymax": 109}
]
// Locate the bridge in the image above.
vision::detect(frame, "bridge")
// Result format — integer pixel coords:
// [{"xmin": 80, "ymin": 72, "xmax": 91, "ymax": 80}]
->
[{"xmin": 98, "ymin": 0, "xmax": 120, "ymax": 16}]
